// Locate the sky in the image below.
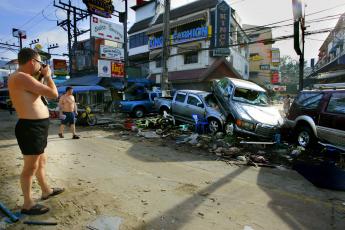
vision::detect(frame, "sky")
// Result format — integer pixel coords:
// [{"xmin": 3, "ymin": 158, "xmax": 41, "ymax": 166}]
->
[{"xmin": 0, "ymin": 0, "xmax": 345, "ymax": 65}]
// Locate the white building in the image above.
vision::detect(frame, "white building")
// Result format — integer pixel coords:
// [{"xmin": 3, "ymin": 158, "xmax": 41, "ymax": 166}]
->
[{"xmin": 128, "ymin": 0, "xmax": 249, "ymax": 90}]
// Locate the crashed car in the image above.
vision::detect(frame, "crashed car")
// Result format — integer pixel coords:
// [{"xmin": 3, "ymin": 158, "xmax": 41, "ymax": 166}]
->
[{"xmin": 212, "ymin": 77, "xmax": 283, "ymax": 140}]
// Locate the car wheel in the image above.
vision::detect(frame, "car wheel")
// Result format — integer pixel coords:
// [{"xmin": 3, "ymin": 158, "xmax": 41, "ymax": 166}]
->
[
  {"xmin": 296, "ymin": 126, "xmax": 316, "ymax": 148},
  {"xmin": 160, "ymin": 107, "xmax": 170, "ymax": 115},
  {"xmin": 208, "ymin": 119, "xmax": 221, "ymax": 134},
  {"xmin": 133, "ymin": 107, "xmax": 145, "ymax": 118},
  {"xmin": 224, "ymin": 122, "xmax": 235, "ymax": 135}
]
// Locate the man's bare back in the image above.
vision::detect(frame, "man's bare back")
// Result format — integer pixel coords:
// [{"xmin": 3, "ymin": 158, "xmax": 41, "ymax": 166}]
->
[{"xmin": 8, "ymin": 72, "xmax": 49, "ymax": 119}]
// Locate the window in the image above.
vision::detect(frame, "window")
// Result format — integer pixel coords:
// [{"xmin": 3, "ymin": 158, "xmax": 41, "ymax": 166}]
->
[
  {"xmin": 296, "ymin": 93, "xmax": 323, "ymax": 109},
  {"xmin": 187, "ymin": 95, "xmax": 203, "ymax": 108},
  {"xmin": 175, "ymin": 93, "xmax": 186, "ymax": 103},
  {"xmin": 217, "ymin": 78, "xmax": 233, "ymax": 96},
  {"xmin": 326, "ymin": 93, "xmax": 345, "ymax": 114},
  {"xmin": 184, "ymin": 51, "xmax": 198, "ymax": 64},
  {"xmin": 129, "ymin": 32, "xmax": 149, "ymax": 49},
  {"xmin": 233, "ymin": 88, "xmax": 269, "ymax": 106}
]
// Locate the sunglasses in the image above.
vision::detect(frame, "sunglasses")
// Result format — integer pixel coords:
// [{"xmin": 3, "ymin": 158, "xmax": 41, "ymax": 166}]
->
[{"xmin": 33, "ymin": 58, "xmax": 47, "ymax": 68}]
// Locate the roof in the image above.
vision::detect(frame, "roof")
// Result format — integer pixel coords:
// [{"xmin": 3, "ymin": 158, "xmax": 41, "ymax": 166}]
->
[
  {"xmin": 227, "ymin": 78, "xmax": 265, "ymax": 92},
  {"xmin": 58, "ymin": 85, "xmax": 106, "ymax": 94},
  {"xmin": 62, "ymin": 74, "xmax": 101, "ymax": 86},
  {"xmin": 128, "ymin": 0, "xmax": 218, "ymax": 34}
]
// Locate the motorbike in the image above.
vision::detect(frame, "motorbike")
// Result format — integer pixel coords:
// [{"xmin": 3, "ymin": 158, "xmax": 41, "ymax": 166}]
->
[{"xmin": 76, "ymin": 106, "xmax": 97, "ymax": 126}]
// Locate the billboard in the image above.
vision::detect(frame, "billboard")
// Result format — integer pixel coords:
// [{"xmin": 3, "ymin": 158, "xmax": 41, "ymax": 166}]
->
[
  {"xmin": 53, "ymin": 59, "xmax": 68, "ymax": 76},
  {"xmin": 83, "ymin": 0, "xmax": 114, "ymax": 18},
  {"xmin": 98, "ymin": 60, "xmax": 124, "ymax": 78},
  {"xmin": 111, "ymin": 62, "xmax": 124, "ymax": 78},
  {"xmin": 98, "ymin": 59, "xmax": 111, "ymax": 77},
  {"xmin": 91, "ymin": 16, "xmax": 124, "ymax": 43},
  {"xmin": 100, "ymin": 45, "xmax": 124, "ymax": 60}
]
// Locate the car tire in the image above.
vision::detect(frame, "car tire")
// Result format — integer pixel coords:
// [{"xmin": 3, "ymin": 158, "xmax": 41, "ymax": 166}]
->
[
  {"xmin": 208, "ymin": 118, "xmax": 221, "ymax": 134},
  {"xmin": 296, "ymin": 125, "xmax": 316, "ymax": 148},
  {"xmin": 133, "ymin": 107, "xmax": 145, "ymax": 118},
  {"xmin": 160, "ymin": 107, "xmax": 170, "ymax": 115},
  {"xmin": 87, "ymin": 115, "xmax": 97, "ymax": 126}
]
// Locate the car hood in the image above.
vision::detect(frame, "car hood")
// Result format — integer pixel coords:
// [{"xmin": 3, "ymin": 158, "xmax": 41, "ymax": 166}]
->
[{"xmin": 233, "ymin": 102, "xmax": 283, "ymax": 126}]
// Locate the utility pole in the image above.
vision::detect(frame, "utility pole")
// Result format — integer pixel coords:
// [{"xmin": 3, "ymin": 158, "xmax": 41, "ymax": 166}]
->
[
  {"xmin": 123, "ymin": 0, "xmax": 128, "ymax": 89},
  {"xmin": 54, "ymin": 0, "xmax": 89, "ymax": 77},
  {"xmin": 161, "ymin": 0, "xmax": 170, "ymax": 97},
  {"xmin": 29, "ymin": 39, "xmax": 39, "ymax": 48},
  {"xmin": 299, "ymin": 18, "xmax": 305, "ymax": 91}
]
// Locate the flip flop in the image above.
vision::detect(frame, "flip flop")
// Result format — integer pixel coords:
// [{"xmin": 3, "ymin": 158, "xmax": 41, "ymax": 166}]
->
[
  {"xmin": 21, "ymin": 204, "xmax": 49, "ymax": 215},
  {"xmin": 41, "ymin": 187, "xmax": 65, "ymax": 200}
]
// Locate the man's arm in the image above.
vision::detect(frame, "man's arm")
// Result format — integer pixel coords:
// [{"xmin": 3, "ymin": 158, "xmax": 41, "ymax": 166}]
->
[
  {"xmin": 58, "ymin": 96, "xmax": 64, "ymax": 115},
  {"xmin": 21, "ymin": 66, "xmax": 58, "ymax": 99},
  {"xmin": 73, "ymin": 97, "xmax": 78, "ymax": 114}
]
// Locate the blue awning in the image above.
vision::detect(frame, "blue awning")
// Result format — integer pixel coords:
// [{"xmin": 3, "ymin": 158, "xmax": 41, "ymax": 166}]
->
[
  {"xmin": 58, "ymin": 85, "xmax": 107, "ymax": 94},
  {"xmin": 61, "ymin": 74, "xmax": 101, "ymax": 86}
]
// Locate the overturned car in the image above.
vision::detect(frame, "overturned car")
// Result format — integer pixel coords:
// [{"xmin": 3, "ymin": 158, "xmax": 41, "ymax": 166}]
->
[{"xmin": 212, "ymin": 78, "xmax": 283, "ymax": 140}]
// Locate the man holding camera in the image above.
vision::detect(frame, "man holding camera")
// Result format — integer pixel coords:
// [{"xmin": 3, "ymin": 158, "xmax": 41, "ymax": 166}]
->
[
  {"xmin": 58, "ymin": 86, "xmax": 80, "ymax": 139},
  {"xmin": 8, "ymin": 48, "xmax": 64, "ymax": 215}
]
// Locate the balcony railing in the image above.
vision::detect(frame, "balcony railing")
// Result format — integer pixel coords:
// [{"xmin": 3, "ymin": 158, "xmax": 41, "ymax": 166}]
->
[{"xmin": 315, "ymin": 48, "xmax": 345, "ymax": 71}]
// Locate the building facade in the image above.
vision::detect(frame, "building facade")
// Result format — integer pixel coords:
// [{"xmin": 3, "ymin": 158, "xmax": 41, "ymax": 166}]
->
[
  {"xmin": 243, "ymin": 24, "xmax": 282, "ymax": 91},
  {"xmin": 128, "ymin": 0, "xmax": 249, "ymax": 90},
  {"xmin": 306, "ymin": 13, "xmax": 345, "ymax": 86}
]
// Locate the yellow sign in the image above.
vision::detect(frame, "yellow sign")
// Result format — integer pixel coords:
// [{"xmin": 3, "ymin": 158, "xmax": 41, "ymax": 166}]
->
[
  {"xmin": 34, "ymin": 44, "xmax": 43, "ymax": 50},
  {"xmin": 250, "ymin": 55, "xmax": 263, "ymax": 61}
]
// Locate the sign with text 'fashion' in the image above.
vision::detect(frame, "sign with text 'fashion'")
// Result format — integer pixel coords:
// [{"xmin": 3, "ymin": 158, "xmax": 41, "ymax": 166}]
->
[
  {"xmin": 100, "ymin": 45, "xmax": 124, "ymax": 60},
  {"xmin": 83, "ymin": 0, "xmax": 114, "ymax": 18},
  {"xmin": 148, "ymin": 26, "xmax": 211, "ymax": 50},
  {"xmin": 213, "ymin": 1, "xmax": 230, "ymax": 56},
  {"xmin": 53, "ymin": 59, "xmax": 68, "ymax": 76},
  {"xmin": 91, "ymin": 16, "xmax": 124, "ymax": 43}
]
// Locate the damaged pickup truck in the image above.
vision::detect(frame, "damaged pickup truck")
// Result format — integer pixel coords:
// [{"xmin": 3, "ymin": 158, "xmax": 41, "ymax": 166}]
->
[{"xmin": 212, "ymin": 78, "xmax": 283, "ymax": 140}]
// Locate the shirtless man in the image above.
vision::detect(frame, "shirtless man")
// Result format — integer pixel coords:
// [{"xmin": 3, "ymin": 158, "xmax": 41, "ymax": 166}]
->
[
  {"xmin": 8, "ymin": 48, "xmax": 64, "ymax": 215},
  {"xmin": 58, "ymin": 86, "xmax": 80, "ymax": 139}
]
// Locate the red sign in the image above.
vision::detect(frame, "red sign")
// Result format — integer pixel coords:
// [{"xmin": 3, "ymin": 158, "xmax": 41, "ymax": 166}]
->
[
  {"xmin": 111, "ymin": 62, "xmax": 124, "ymax": 78},
  {"xmin": 271, "ymin": 72, "xmax": 280, "ymax": 84}
]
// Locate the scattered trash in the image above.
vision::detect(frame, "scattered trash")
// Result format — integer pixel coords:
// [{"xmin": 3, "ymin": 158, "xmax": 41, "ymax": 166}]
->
[
  {"xmin": 87, "ymin": 216, "xmax": 122, "ymax": 230},
  {"xmin": 138, "ymin": 130, "xmax": 160, "ymax": 139},
  {"xmin": 236, "ymin": 156, "xmax": 247, "ymax": 162}
]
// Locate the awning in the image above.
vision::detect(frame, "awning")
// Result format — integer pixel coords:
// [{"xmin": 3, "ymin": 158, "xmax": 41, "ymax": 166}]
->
[
  {"xmin": 58, "ymin": 85, "xmax": 106, "ymax": 94},
  {"xmin": 149, "ymin": 49, "xmax": 162, "ymax": 60},
  {"xmin": 62, "ymin": 74, "xmax": 101, "ymax": 86}
]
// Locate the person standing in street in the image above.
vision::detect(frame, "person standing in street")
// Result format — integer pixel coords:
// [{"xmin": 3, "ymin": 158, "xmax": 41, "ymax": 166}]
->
[
  {"xmin": 283, "ymin": 94, "xmax": 291, "ymax": 116},
  {"xmin": 8, "ymin": 48, "xmax": 65, "ymax": 215},
  {"xmin": 58, "ymin": 86, "xmax": 80, "ymax": 139}
]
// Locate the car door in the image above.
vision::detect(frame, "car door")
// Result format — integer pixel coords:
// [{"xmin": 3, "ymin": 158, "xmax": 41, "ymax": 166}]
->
[
  {"xmin": 171, "ymin": 92, "xmax": 187, "ymax": 120},
  {"xmin": 183, "ymin": 93, "xmax": 206, "ymax": 122},
  {"xmin": 318, "ymin": 92, "xmax": 345, "ymax": 147},
  {"xmin": 213, "ymin": 79, "xmax": 233, "ymax": 115}
]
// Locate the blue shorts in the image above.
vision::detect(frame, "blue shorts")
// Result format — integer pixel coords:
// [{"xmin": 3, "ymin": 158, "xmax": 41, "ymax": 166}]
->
[{"xmin": 61, "ymin": 112, "xmax": 76, "ymax": 125}]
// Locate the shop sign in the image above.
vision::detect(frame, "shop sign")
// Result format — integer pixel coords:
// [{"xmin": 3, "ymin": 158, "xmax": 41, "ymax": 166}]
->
[
  {"xmin": 148, "ymin": 26, "xmax": 210, "ymax": 49},
  {"xmin": 111, "ymin": 62, "xmax": 124, "ymax": 78},
  {"xmin": 53, "ymin": 59, "xmax": 68, "ymax": 76},
  {"xmin": 100, "ymin": 45, "xmax": 124, "ymax": 60},
  {"xmin": 91, "ymin": 16, "xmax": 123, "ymax": 43},
  {"xmin": 83, "ymin": 0, "xmax": 114, "ymax": 18},
  {"xmin": 213, "ymin": 1, "xmax": 230, "ymax": 56},
  {"xmin": 271, "ymin": 71, "xmax": 280, "ymax": 83},
  {"xmin": 271, "ymin": 48, "xmax": 280, "ymax": 63},
  {"xmin": 250, "ymin": 55, "xmax": 263, "ymax": 61},
  {"xmin": 98, "ymin": 59, "xmax": 111, "ymax": 77},
  {"xmin": 260, "ymin": 64, "xmax": 270, "ymax": 70}
]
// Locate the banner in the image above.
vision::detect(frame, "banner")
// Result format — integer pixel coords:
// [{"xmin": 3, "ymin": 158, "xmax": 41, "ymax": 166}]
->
[
  {"xmin": 111, "ymin": 62, "xmax": 124, "ymax": 78},
  {"xmin": 91, "ymin": 16, "xmax": 124, "ymax": 43},
  {"xmin": 98, "ymin": 59, "xmax": 111, "ymax": 77},
  {"xmin": 100, "ymin": 45, "xmax": 124, "ymax": 60},
  {"xmin": 271, "ymin": 48, "xmax": 280, "ymax": 64},
  {"xmin": 53, "ymin": 59, "xmax": 68, "ymax": 76}
]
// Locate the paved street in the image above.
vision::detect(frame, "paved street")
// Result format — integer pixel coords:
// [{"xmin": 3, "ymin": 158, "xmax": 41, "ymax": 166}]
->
[{"xmin": 0, "ymin": 110, "xmax": 345, "ymax": 229}]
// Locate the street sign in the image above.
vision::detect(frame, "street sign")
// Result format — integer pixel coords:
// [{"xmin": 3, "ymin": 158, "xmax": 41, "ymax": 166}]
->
[
  {"xmin": 98, "ymin": 59, "xmax": 111, "ymax": 77},
  {"xmin": 100, "ymin": 45, "xmax": 124, "ymax": 60},
  {"xmin": 294, "ymin": 21, "xmax": 303, "ymax": 55},
  {"xmin": 212, "ymin": 1, "xmax": 231, "ymax": 57},
  {"xmin": 12, "ymin": 28, "xmax": 26, "ymax": 39}
]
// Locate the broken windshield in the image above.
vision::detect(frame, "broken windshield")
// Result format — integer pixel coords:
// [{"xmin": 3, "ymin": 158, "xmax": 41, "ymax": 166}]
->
[{"xmin": 233, "ymin": 87, "xmax": 269, "ymax": 106}]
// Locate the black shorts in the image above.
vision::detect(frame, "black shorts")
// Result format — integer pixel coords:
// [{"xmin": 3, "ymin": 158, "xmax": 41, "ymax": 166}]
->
[
  {"xmin": 15, "ymin": 118, "xmax": 49, "ymax": 155},
  {"xmin": 61, "ymin": 112, "xmax": 76, "ymax": 125}
]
